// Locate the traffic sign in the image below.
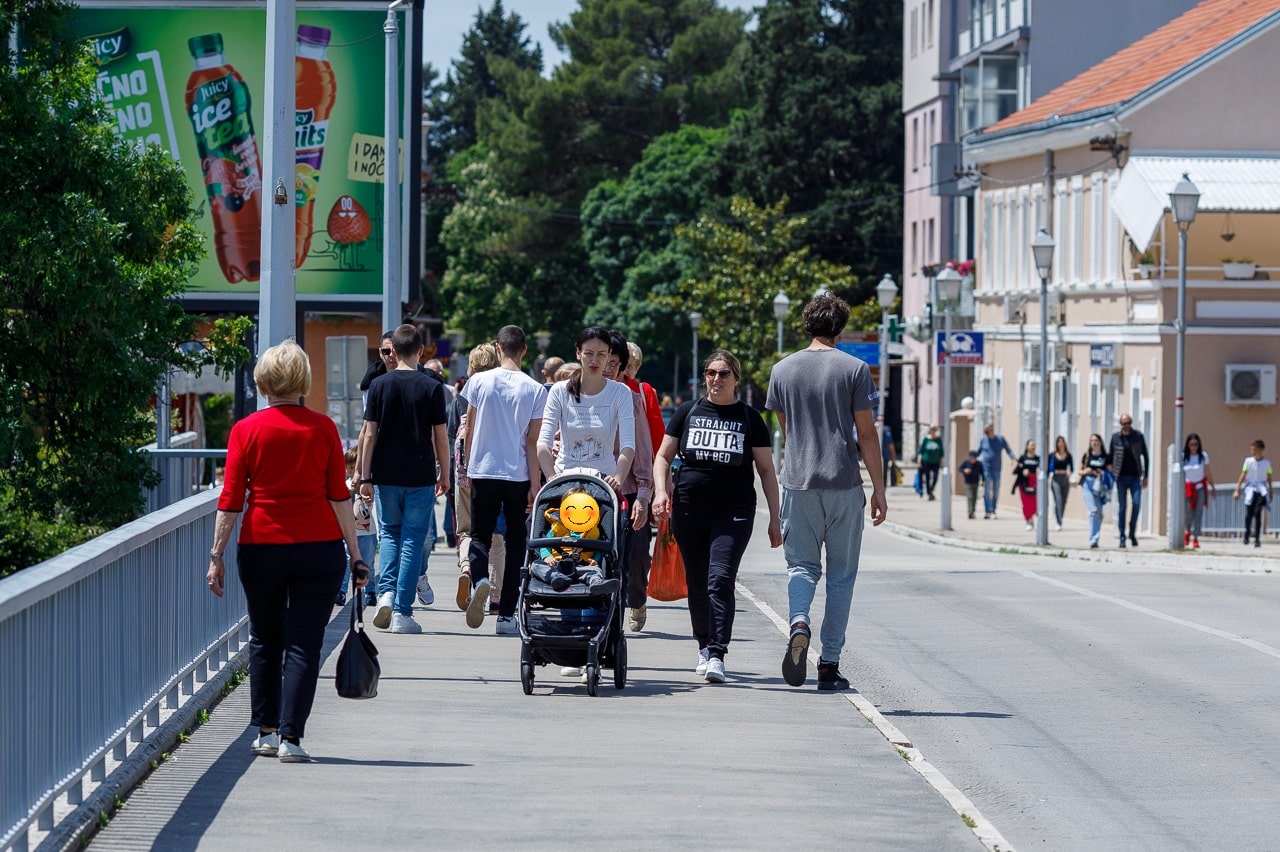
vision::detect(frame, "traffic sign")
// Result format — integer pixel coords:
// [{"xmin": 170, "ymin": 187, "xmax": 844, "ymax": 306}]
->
[{"xmin": 935, "ymin": 331, "xmax": 984, "ymax": 366}]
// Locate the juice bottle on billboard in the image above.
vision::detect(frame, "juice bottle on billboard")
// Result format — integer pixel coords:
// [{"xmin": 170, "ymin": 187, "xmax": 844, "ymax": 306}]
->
[
  {"xmin": 185, "ymin": 33, "xmax": 262, "ymax": 283},
  {"xmin": 295, "ymin": 24, "xmax": 337, "ymax": 267}
]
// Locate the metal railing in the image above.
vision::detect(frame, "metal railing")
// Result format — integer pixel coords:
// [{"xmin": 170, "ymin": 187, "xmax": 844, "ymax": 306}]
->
[
  {"xmin": 0, "ymin": 490, "xmax": 244, "ymax": 852},
  {"xmin": 141, "ymin": 432, "xmax": 226, "ymax": 514},
  {"xmin": 1197, "ymin": 483, "xmax": 1280, "ymax": 539}
]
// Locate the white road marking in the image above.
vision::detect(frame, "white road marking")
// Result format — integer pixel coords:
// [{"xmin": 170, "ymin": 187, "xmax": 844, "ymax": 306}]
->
[
  {"xmin": 1018, "ymin": 569, "xmax": 1280, "ymax": 659},
  {"xmin": 736, "ymin": 581, "xmax": 1016, "ymax": 852}
]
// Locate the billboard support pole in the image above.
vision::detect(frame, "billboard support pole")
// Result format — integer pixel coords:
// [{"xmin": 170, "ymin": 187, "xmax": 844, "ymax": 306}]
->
[
  {"xmin": 382, "ymin": 4, "xmax": 404, "ymax": 334},
  {"xmin": 259, "ymin": 0, "xmax": 297, "ymax": 366}
]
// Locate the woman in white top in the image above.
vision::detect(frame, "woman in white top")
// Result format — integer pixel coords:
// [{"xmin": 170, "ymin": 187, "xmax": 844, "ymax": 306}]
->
[
  {"xmin": 537, "ymin": 327, "xmax": 636, "ymax": 495},
  {"xmin": 1181, "ymin": 432, "xmax": 1213, "ymax": 549}
]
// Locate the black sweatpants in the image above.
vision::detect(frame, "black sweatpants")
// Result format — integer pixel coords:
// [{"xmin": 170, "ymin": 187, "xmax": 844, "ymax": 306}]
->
[
  {"xmin": 671, "ymin": 506, "xmax": 753, "ymax": 660},
  {"xmin": 469, "ymin": 478, "xmax": 531, "ymax": 618},
  {"xmin": 238, "ymin": 540, "xmax": 345, "ymax": 741}
]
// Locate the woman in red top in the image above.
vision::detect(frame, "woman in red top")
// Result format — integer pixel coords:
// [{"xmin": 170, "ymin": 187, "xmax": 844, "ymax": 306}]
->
[{"xmin": 207, "ymin": 339, "xmax": 365, "ymax": 763}]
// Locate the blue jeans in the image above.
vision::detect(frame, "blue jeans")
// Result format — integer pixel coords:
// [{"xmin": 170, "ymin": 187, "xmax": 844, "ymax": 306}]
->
[
  {"xmin": 1080, "ymin": 481, "xmax": 1104, "ymax": 545},
  {"xmin": 982, "ymin": 471, "xmax": 1002, "ymax": 514},
  {"xmin": 338, "ymin": 535, "xmax": 378, "ymax": 597},
  {"xmin": 782, "ymin": 487, "xmax": 867, "ymax": 661},
  {"xmin": 1115, "ymin": 475, "xmax": 1142, "ymax": 539},
  {"xmin": 375, "ymin": 484, "xmax": 435, "ymax": 616}
]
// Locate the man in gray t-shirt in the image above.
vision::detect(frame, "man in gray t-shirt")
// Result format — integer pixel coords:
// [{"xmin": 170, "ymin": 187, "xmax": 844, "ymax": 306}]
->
[{"xmin": 766, "ymin": 292, "xmax": 887, "ymax": 692}]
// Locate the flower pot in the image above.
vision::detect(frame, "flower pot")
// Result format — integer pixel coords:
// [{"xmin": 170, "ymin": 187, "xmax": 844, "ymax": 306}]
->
[
  {"xmin": 1138, "ymin": 263, "xmax": 1156, "ymax": 279},
  {"xmin": 1223, "ymin": 262, "xmax": 1256, "ymax": 280}
]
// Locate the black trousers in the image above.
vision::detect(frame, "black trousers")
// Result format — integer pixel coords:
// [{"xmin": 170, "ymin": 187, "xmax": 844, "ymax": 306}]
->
[
  {"xmin": 237, "ymin": 540, "xmax": 345, "ymax": 740},
  {"xmin": 1245, "ymin": 492, "xmax": 1266, "ymax": 540},
  {"xmin": 671, "ymin": 506, "xmax": 753, "ymax": 660},
  {"xmin": 469, "ymin": 478, "xmax": 531, "ymax": 618}
]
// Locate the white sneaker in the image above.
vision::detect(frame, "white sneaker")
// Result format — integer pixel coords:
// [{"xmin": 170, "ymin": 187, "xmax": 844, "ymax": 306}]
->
[
  {"xmin": 695, "ymin": 647, "xmax": 710, "ymax": 676},
  {"xmin": 416, "ymin": 574, "xmax": 434, "ymax": 606},
  {"xmin": 251, "ymin": 732, "xmax": 279, "ymax": 756},
  {"xmin": 560, "ymin": 666, "xmax": 582, "ymax": 678},
  {"xmin": 277, "ymin": 740, "xmax": 311, "ymax": 762},
  {"xmin": 1025, "ymin": 522, "xmax": 1033, "ymax": 531},
  {"xmin": 495, "ymin": 615, "xmax": 518, "ymax": 635},
  {"xmin": 704, "ymin": 657, "xmax": 726, "ymax": 683},
  {"xmin": 1055, "ymin": 523, "xmax": 1063, "ymax": 532},
  {"xmin": 466, "ymin": 579, "xmax": 491, "ymax": 629},
  {"xmin": 372, "ymin": 592, "xmax": 394, "ymax": 629},
  {"xmin": 390, "ymin": 612, "xmax": 423, "ymax": 634}
]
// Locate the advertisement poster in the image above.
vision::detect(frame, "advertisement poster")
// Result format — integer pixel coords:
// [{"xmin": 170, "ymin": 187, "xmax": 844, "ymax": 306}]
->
[{"xmin": 74, "ymin": 6, "xmax": 403, "ymax": 296}]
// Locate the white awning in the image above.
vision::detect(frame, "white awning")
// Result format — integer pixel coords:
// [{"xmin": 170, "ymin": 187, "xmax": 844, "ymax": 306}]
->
[{"xmin": 1112, "ymin": 155, "xmax": 1280, "ymax": 252}]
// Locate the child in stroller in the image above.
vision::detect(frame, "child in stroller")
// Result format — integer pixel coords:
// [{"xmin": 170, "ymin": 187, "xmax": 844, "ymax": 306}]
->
[{"xmin": 529, "ymin": 489, "xmax": 619, "ymax": 595}]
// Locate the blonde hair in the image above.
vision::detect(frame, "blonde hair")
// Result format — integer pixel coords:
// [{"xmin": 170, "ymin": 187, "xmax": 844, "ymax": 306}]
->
[
  {"xmin": 555, "ymin": 362, "xmax": 581, "ymax": 382},
  {"xmin": 468, "ymin": 344, "xmax": 499, "ymax": 375},
  {"xmin": 254, "ymin": 338, "xmax": 311, "ymax": 398}
]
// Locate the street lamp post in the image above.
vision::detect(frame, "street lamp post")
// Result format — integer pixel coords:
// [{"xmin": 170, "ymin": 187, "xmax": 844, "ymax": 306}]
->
[
  {"xmin": 772, "ymin": 292, "xmax": 791, "ymax": 355},
  {"xmin": 935, "ymin": 265, "xmax": 962, "ymax": 532},
  {"xmin": 875, "ymin": 274, "xmax": 898, "ymax": 428},
  {"xmin": 1031, "ymin": 229, "xmax": 1056, "ymax": 547},
  {"xmin": 688, "ymin": 311, "xmax": 702, "ymax": 398},
  {"xmin": 1168, "ymin": 173, "xmax": 1200, "ymax": 550}
]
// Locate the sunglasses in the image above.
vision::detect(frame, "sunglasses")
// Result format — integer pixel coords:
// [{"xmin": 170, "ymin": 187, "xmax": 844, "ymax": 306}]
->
[
  {"xmin": 704, "ymin": 369, "xmax": 733, "ymax": 380},
  {"xmin": 380, "ymin": 348, "xmax": 393, "ymax": 356}
]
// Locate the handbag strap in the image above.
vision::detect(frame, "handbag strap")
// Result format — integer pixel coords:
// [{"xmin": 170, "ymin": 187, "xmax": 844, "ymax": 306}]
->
[{"xmin": 350, "ymin": 574, "xmax": 365, "ymax": 630}]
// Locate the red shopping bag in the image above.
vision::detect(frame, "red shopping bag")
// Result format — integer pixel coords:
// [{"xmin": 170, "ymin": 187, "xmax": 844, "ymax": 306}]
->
[{"xmin": 648, "ymin": 518, "xmax": 688, "ymax": 602}]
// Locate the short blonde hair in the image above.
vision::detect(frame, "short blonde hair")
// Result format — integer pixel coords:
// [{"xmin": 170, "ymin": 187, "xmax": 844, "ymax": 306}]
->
[
  {"xmin": 254, "ymin": 338, "xmax": 311, "ymax": 398},
  {"xmin": 468, "ymin": 344, "xmax": 499, "ymax": 376},
  {"xmin": 555, "ymin": 362, "xmax": 581, "ymax": 382}
]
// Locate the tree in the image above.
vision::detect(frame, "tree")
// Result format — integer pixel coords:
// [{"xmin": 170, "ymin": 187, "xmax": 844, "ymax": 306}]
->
[
  {"xmin": 722, "ymin": 0, "xmax": 903, "ymax": 296},
  {"xmin": 580, "ymin": 124, "xmax": 730, "ymax": 365},
  {"xmin": 0, "ymin": 0, "xmax": 231, "ymax": 548},
  {"xmin": 667, "ymin": 196, "xmax": 862, "ymax": 392}
]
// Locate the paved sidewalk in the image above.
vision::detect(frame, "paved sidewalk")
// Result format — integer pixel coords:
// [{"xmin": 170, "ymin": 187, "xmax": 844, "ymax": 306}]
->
[{"xmin": 884, "ymin": 464, "xmax": 1279, "ymax": 572}]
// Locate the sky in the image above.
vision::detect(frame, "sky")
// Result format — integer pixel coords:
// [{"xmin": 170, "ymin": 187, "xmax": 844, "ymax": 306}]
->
[{"xmin": 422, "ymin": 0, "xmax": 757, "ymax": 76}]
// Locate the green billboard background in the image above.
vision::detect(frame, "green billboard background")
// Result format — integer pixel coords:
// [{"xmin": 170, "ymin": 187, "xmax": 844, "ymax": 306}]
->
[{"xmin": 74, "ymin": 7, "xmax": 403, "ymax": 296}]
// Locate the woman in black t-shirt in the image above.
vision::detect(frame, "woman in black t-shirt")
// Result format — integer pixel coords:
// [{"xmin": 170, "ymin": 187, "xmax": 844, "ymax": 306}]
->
[
  {"xmin": 1011, "ymin": 439, "xmax": 1040, "ymax": 529},
  {"xmin": 653, "ymin": 350, "xmax": 782, "ymax": 685}
]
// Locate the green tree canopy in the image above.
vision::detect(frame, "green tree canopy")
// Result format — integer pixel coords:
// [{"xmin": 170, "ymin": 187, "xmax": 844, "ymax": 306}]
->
[
  {"xmin": 723, "ymin": 0, "xmax": 903, "ymax": 294},
  {"xmin": 0, "ymin": 0, "xmax": 211, "ymax": 540},
  {"xmin": 668, "ymin": 196, "xmax": 861, "ymax": 392}
]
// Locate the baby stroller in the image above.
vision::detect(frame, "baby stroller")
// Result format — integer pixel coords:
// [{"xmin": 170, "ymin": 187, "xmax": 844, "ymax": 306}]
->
[{"xmin": 518, "ymin": 468, "xmax": 627, "ymax": 696}]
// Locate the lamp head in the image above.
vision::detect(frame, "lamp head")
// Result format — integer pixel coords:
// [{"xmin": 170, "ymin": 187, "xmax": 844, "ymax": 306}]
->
[
  {"xmin": 1169, "ymin": 172, "xmax": 1200, "ymax": 228},
  {"xmin": 935, "ymin": 264, "xmax": 963, "ymax": 302},
  {"xmin": 688, "ymin": 311, "xmax": 702, "ymax": 330},
  {"xmin": 875, "ymin": 273, "xmax": 898, "ymax": 309},
  {"xmin": 1030, "ymin": 228, "xmax": 1056, "ymax": 279},
  {"xmin": 772, "ymin": 291, "xmax": 791, "ymax": 320}
]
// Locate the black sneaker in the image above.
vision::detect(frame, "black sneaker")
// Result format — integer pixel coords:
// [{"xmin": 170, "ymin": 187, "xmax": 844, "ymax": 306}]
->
[
  {"xmin": 817, "ymin": 660, "xmax": 849, "ymax": 691},
  {"xmin": 1129, "ymin": 535, "xmax": 1139, "ymax": 547},
  {"xmin": 782, "ymin": 621, "xmax": 810, "ymax": 687},
  {"xmin": 1119, "ymin": 538, "xmax": 1126, "ymax": 549},
  {"xmin": 334, "ymin": 592, "xmax": 346, "ymax": 607}
]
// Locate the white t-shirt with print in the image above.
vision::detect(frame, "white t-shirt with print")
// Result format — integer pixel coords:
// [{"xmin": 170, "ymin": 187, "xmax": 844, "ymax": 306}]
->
[
  {"xmin": 538, "ymin": 380, "xmax": 635, "ymax": 477},
  {"xmin": 1183, "ymin": 451, "xmax": 1209, "ymax": 486},
  {"xmin": 460, "ymin": 367, "xmax": 547, "ymax": 481}
]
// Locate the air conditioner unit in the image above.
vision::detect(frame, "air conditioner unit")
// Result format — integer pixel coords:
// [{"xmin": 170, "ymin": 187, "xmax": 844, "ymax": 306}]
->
[
  {"xmin": 1047, "ymin": 341, "xmax": 1070, "ymax": 371},
  {"xmin": 1004, "ymin": 295, "xmax": 1026, "ymax": 324},
  {"xmin": 1224, "ymin": 364, "xmax": 1277, "ymax": 405}
]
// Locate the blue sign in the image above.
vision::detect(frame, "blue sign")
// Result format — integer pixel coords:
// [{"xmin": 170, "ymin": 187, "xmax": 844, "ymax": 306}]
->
[
  {"xmin": 1090, "ymin": 343, "xmax": 1116, "ymax": 368},
  {"xmin": 837, "ymin": 342, "xmax": 881, "ymax": 365},
  {"xmin": 935, "ymin": 331, "xmax": 984, "ymax": 365}
]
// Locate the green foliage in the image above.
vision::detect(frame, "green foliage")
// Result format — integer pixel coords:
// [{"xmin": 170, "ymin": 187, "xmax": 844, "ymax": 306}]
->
[
  {"xmin": 723, "ymin": 0, "xmax": 903, "ymax": 293},
  {"xmin": 668, "ymin": 196, "xmax": 858, "ymax": 391},
  {"xmin": 0, "ymin": 483, "xmax": 101, "ymax": 579},
  {"xmin": 581, "ymin": 125, "xmax": 730, "ymax": 362},
  {"xmin": 0, "ymin": 0, "xmax": 208, "ymax": 538}
]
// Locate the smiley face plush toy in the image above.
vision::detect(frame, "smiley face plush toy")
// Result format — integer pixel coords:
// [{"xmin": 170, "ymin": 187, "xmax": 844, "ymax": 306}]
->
[{"xmin": 544, "ymin": 489, "xmax": 602, "ymax": 561}]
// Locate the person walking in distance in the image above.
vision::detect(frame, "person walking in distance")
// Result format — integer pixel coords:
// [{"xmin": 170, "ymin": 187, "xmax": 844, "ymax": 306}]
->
[
  {"xmin": 766, "ymin": 292, "xmax": 887, "ymax": 691},
  {"xmin": 978, "ymin": 423, "xmax": 1016, "ymax": 518},
  {"xmin": 1048, "ymin": 435, "xmax": 1074, "ymax": 532},
  {"xmin": 1108, "ymin": 413, "xmax": 1149, "ymax": 548},
  {"xmin": 1233, "ymin": 439, "xmax": 1273, "ymax": 548},
  {"xmin": 958, "ymin": 450, "xmax": 983, "ymax": 520},
  {"xmin": 1079, "ymin": 434, "xmax": 1112, "ymax": 549},
  {"xmin": 459, "ymin": 326, "xmax": 548, "ymax": 633},
  {"xmin": 1182, "ymin": 433, "xmax": 1214, "ymax": 549},
  {"xmin": 1011, "ymin": 439, "xmax": 1040, "ymax": 531},
  {"xmin": 621, "ymin": 340, "xmax": 664, "ymax": 633},
  {"xmin": 357, "ymin": 324, "xmax": 450, "ymax": 634},
  {"xmin": 916, "ymin": 425, "xmax": 944, "ymax": 501}
]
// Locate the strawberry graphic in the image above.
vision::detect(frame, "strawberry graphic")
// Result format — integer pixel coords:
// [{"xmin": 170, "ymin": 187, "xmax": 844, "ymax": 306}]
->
[{"xmin": 327, "ymin": 195, "xmax": 371, "ymax": 244}]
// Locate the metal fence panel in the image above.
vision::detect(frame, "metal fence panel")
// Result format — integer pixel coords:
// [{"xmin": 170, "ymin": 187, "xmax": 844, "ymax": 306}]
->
[{"xmin": 0, "ymin": 490, "xmax": 244, "ymax": 851}]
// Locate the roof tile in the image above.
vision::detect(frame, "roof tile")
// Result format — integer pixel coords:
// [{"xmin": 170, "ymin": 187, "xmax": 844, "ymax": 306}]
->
[{"xmin": 985, "ymin": 0, "xmax": 1280, "ymax": 133}]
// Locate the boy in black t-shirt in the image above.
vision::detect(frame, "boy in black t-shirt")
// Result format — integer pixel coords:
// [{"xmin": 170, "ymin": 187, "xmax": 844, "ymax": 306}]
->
[{"xmin": 959, "ymin": 450, "xmax": 984, "ymax": 520}]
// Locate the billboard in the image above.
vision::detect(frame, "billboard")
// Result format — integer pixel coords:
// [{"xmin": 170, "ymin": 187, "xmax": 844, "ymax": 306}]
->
[
  {"xmin": 935, "ymin": 331, "xmax": 984, "ymax": 366},
  {"xmin": 73, "ymin": 5, "xmax": 405, "ymax": 296}
]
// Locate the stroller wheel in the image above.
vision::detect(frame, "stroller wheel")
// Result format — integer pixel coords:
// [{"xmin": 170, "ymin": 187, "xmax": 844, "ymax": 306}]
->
[
  {"xmin": 613, "ymin": 635, "xmax": 627, "ymax": 690},
  {"xmin": 520, "ymin": 642, "xmax": 534, "ymax": 695},
  {"xmin": 585, "ymin": 664, "xmax": 600, "ymax": 697}
]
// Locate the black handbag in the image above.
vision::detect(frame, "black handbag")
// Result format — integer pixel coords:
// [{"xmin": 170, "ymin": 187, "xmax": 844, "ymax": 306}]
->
[{"xmin": 335, "ymin": 582, "xmax": 380, "ymax": 699}]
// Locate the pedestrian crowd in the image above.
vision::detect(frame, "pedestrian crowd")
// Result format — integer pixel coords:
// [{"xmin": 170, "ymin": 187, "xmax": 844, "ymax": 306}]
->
[{"xmin": 208, "ymin": 293, "xmax": 889, "ymax": 761}]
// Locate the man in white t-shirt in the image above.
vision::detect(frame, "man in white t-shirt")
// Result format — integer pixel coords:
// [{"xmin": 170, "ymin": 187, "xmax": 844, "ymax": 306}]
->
[{"xmin": 460, "ymin": 325, "xmax": 547, "ymax": 633}]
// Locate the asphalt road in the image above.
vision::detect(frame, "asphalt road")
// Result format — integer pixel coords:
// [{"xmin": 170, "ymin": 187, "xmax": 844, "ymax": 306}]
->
[{"xmin": 759, "ymin": 522, "xmax": 1280, "ymax": 851}]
